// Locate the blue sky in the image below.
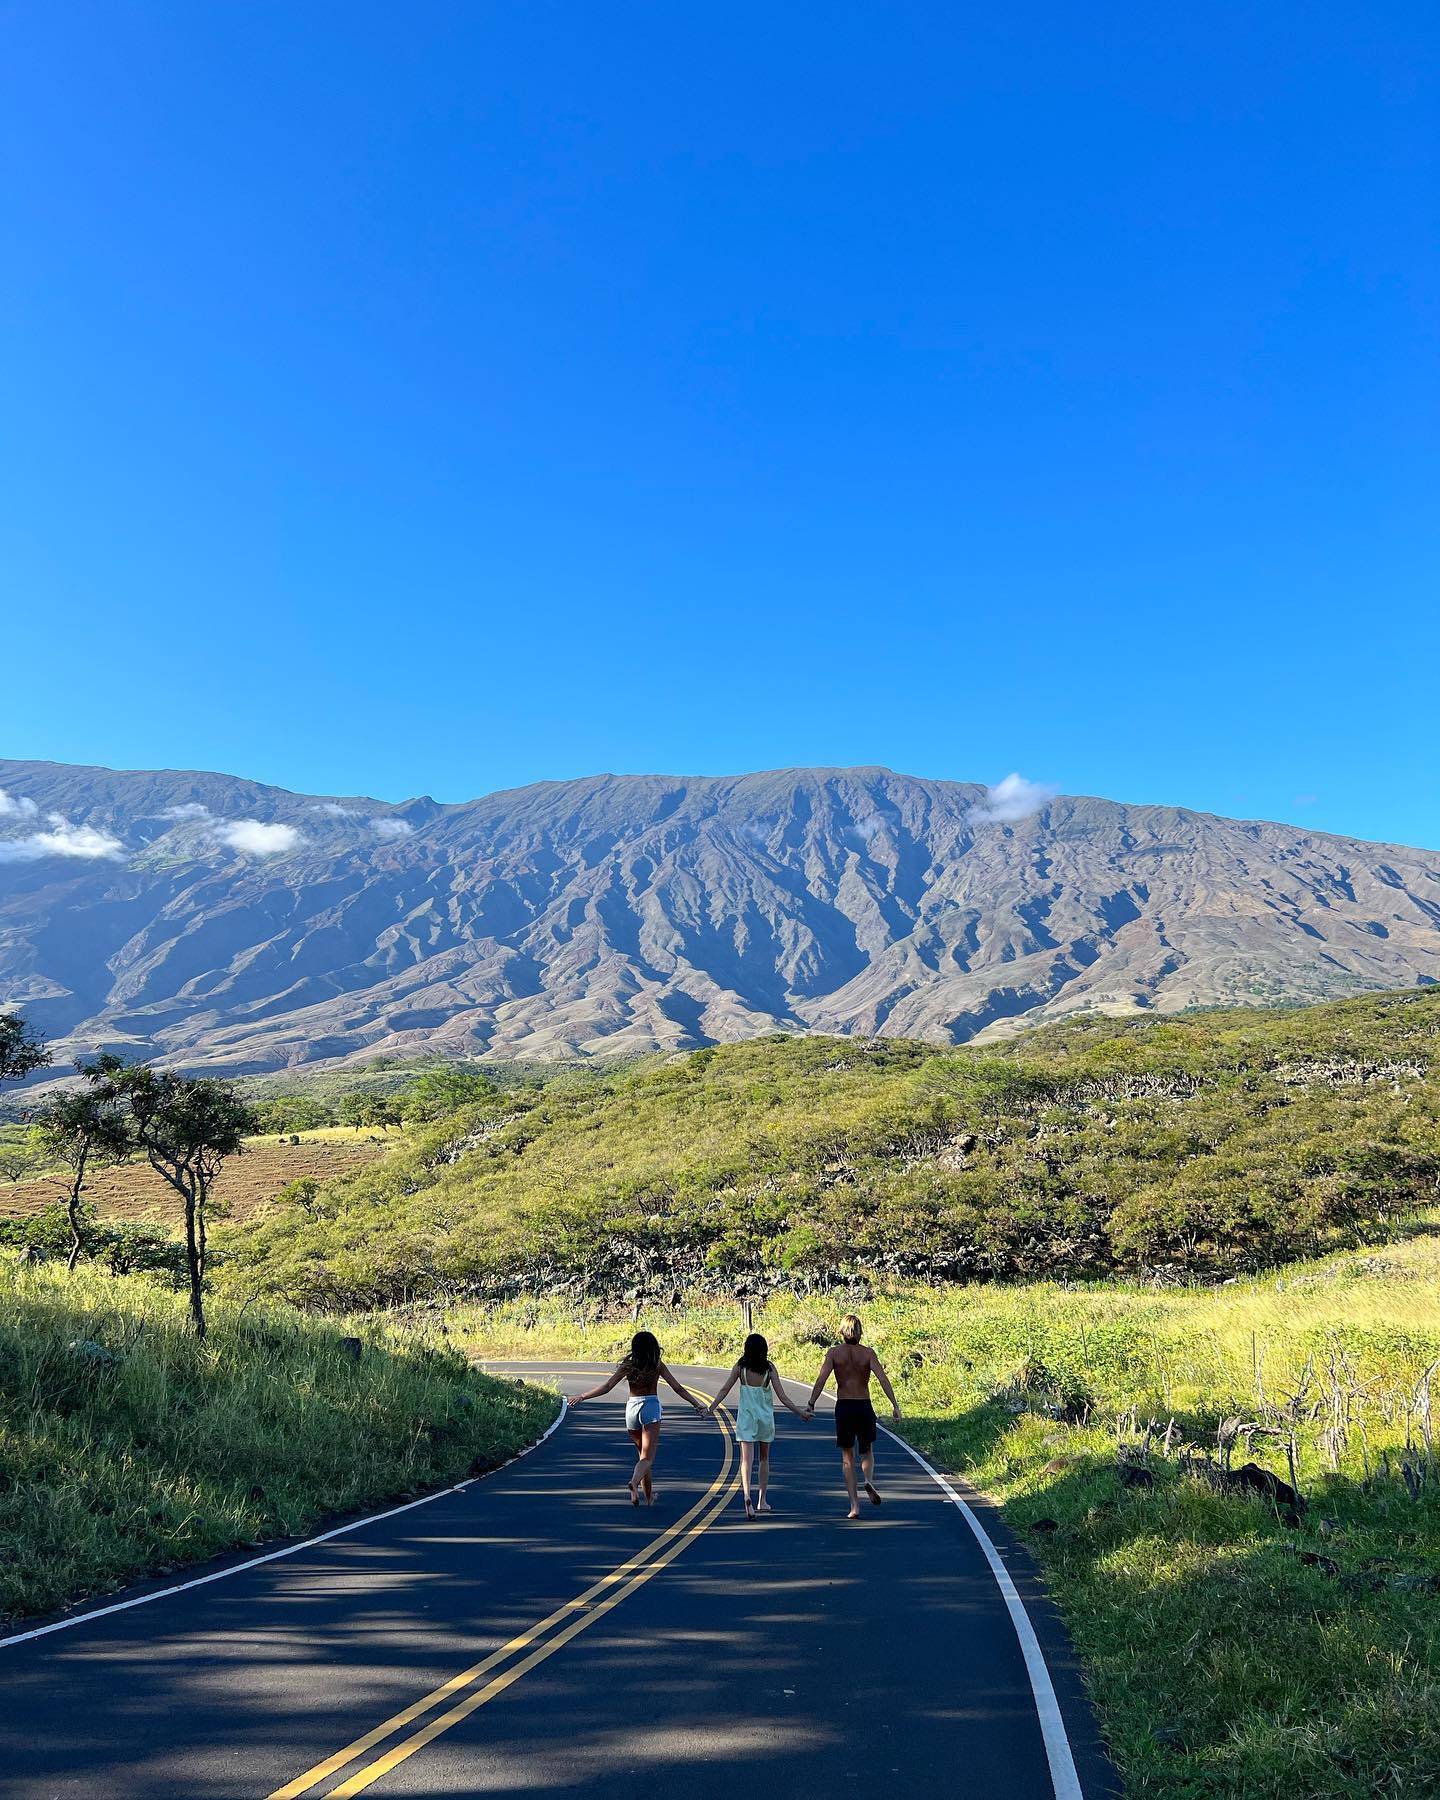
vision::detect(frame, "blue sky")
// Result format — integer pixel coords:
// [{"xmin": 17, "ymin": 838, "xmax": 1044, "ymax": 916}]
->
[{"xmin": 4, "ymin": 5, "xmax": 1436, "ymax": 845}]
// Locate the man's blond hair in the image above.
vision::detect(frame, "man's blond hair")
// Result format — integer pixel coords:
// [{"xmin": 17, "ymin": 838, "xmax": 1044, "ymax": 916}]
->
[{"xmin": 839, "ymin": 1313, "xmax": 863, "ymax": 1344}]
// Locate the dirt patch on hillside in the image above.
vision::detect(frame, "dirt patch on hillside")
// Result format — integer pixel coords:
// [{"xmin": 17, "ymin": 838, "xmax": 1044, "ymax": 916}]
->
[{"xmin": 0, "ymin": 1136, "xmax": 389, "ymax": 1226}]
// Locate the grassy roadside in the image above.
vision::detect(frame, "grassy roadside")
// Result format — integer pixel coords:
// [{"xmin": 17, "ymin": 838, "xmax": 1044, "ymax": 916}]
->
[
  {"xmin": 451, "ymin": 1220, "xmax": 1440, "ymax": 1798},
  {"xmin": 0, "ymin": 1259, "xmax": 558, "ymax": 1626}
]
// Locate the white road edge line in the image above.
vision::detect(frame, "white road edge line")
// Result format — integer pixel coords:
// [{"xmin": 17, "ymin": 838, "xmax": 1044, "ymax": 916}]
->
[
  {"xmin": 879, "ymin": 1424, "xmax": 1085, "ymax": 1800},
  {"xmin": 0, "ymin": 1393, "xmax": 569, "ymax": 1653}
]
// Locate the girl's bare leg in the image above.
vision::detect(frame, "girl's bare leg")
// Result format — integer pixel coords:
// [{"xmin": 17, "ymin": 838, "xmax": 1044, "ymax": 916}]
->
[
  {"xmin": 757, "ymin": 1442, "xmax": 772, "ymax": 1510},
  {"xmin": 638, "ymin": 1421, "xmax": 660, "ymax": 1501},
  {"xmin": 739, "ymin": 1441, "xmax": 755, "ymax": 1515},
  {"xmin": 627, "ymin": 1427, "xmax": 645, "ymax": 1502}
]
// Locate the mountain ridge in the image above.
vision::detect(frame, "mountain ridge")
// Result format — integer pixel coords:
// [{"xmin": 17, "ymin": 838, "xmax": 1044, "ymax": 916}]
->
[
  {"xmin": 11, "ymin": 754, "xmax": 1439, "ymax": 853},
  {"xmin": 2, "ymin": 756, "xmax": 1438, "ymax": 1074}
]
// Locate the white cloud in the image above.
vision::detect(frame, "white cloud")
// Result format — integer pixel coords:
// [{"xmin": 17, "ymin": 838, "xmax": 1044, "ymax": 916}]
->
[
  {"xmin": 0, "ymin": 788, "xmax": 39, "ymax": 820},
  {"xmin": 212, "ymin": 819, "xmax": 304, "ymax": 856},
  {"xmin": 162, "ymin": 802, "xmax": 212, "ymax": 821},
  {"xmin": 310, "ymin": 803, "xmax": 411, "ymax": 839},
  {"xmin": 967, "ymin": 772, "xmax": 1058, "ymax": 825},
  {"xmin": 0, "ymin": 816, "xmax": 125, "ymax": 862}
]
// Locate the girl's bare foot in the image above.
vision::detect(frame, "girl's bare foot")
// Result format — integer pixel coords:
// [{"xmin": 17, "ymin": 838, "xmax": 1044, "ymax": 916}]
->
[
  {"xmin": 847, "ymin": 1506, "xmax": 861, "ymax": 1520},
  {"xmin": 745, "ymin": 1498, "xmax": 756, "ymax": 1520},
  {"xmin": 758, "ymin": 1498, "xmax": 772, "ymax": 1512},
  {"xmin": 629, "ymin": 1485, "xmax": 641, "ymax": 1506}
]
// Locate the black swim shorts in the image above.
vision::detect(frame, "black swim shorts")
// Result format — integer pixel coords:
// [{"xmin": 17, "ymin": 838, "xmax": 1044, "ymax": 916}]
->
[{"xmin": 834, "ymin": 1398, "xmax": 878, "ymax": 1451}]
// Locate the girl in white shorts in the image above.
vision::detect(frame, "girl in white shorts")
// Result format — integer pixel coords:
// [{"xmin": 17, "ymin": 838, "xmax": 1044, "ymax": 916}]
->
[{"xmin": 571, "ymin": 1330, "xmax": 706, "ymax": 1505}]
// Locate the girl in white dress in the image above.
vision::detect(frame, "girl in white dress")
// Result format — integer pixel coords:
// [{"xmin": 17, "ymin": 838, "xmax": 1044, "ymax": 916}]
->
[{"xmin": 707, "ymin": 1333, "xmax": 811, "ymax": 1518}]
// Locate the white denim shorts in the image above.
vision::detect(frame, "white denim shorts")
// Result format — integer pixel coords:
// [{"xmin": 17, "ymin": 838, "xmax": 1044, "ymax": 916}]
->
[{"xmin": 625, "ymin": 1394, "xmax": 663, "ymax": 1431}]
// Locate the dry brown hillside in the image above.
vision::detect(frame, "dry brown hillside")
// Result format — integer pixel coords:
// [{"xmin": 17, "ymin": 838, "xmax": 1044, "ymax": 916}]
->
[{"xmin": 0, "ymin": 1135, "xmax": 387, "ymax": 1226}]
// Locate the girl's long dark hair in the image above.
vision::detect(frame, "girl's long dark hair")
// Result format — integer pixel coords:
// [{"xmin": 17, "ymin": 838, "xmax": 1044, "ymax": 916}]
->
[
  {"xmin": 742, "ymin": 1332, "xmax": 769, "ymax": 1376},
  {"xmin": 625, "ymin": 1330, "xmax": 661, "ymax": 1376}
]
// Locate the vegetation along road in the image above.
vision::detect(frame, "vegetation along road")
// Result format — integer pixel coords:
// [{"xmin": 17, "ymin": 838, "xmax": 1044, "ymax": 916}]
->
[{"xmin": 0, "ymin": 1363, "xmax": 1114, "ymax": 1798}]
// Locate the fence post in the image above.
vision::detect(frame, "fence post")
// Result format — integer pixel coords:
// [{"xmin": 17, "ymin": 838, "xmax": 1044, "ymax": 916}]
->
[{"xmin": 740, "ymin": 1295, "xmax": 753, "ymax": 1334}]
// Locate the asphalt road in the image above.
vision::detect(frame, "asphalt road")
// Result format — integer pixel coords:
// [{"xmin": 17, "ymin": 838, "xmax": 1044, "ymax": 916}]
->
[{"xmin": 0, "ymin": 1362, "xmax": 1115, "ymax": 1798}]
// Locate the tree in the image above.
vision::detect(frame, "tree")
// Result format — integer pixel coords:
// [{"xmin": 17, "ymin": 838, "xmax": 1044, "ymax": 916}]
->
[
  {"xmin": 338, "ymin": 1092, "xmax": 371, "ymax": 1130},
  {"xmin": 0, "ymin": 1135, "xmax": 45, "ymax": 1184},
  {"xmin": 31, "ymin": 1077, "xmax": 130, "ymax": 1271},
  {"xmin": 252, "ymin": 1094, "xmax": 333, "ymax": 1135},
  {"xmin": 91, "ymin": 1060, "xmax": 254, "ymax": 1338},
  {"xmin": 400, "ymin": 1067, "xmax": 496, "ymax": 1122},
  {"xmin": 0, "ymin": 1012, "xmax": 50, "ymax": 1085},
  {"xmin": 339, "ymin": 1092, "xmax": 399, "ymax": 1132}
]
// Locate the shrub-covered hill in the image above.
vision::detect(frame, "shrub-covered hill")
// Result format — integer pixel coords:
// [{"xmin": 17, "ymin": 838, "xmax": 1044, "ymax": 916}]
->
[{"xmin": 223, "ymin": 989, "xmax": 1440, "ymax": 1309}]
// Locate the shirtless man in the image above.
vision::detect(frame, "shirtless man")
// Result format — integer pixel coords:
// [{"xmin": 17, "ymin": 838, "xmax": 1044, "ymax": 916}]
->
[{"xmin": 806, "ymin": 1314, "xmax": 901, "ymax": 1519}]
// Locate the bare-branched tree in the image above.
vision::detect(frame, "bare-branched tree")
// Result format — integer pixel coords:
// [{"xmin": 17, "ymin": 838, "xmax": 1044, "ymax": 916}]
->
[
  {"xmin": 85, "ymin": 1058, "xmax": 254, "ymax": 1337},
  {"xmin": 31, "ymin": 1071, "xmax": 131, "ymax": 1270}
]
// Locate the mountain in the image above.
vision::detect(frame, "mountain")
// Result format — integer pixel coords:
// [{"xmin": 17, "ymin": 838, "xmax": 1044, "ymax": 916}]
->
[{"xmin": 2, "ymin": 759, "xmax": 1439, "ymax": 1075}]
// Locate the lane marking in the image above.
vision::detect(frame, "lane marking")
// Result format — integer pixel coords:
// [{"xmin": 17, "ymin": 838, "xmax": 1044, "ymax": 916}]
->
[
  {"xmin": 878, "ymin": 1424, "xmax": 1086, "ymax": 1800},
  {"xmin": 0, "ymin": 1395, "xmax": 569, "ymax": 1654},
  {"xmin": 488, "ymin": 1368, "xmax": 1085, "ymax": 1797},
  {"xmin": 324, "ymin": 1441, "xmax": 737, "ymax": 1795},
  {"xmin": 270, "ymin": 1404, "xmax": 735, "ymax": 1799}
]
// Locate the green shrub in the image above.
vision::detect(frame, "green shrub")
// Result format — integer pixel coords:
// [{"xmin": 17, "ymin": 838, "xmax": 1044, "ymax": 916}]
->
[{"xmin": 0, "ymin": 1207, "xmax": 189, "ymax": 1284}]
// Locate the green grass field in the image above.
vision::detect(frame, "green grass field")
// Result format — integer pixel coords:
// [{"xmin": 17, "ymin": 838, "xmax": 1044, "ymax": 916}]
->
[
  {"xmin": 0, "ymin": 1260, "xmax": 558, "ymax": 1626},
  {"xmin": 453, "ymin": 1218, "xmax": 1440, "ymax": 1798}
]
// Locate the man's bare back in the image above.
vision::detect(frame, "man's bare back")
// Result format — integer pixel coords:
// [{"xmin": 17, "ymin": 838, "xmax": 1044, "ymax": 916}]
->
[{"xmin": 830, "ymin": 1341, "xmax": 880, "ymax": 1399}]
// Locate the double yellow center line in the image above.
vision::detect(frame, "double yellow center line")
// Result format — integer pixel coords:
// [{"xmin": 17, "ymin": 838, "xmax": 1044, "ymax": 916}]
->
[{"xmin": 269, "ymin": 1404, "xmax": 736, "ymax": 1797}]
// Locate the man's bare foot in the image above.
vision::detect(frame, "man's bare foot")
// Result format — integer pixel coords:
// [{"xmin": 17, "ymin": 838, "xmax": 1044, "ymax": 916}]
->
[
  {"xmin": 864, "ymin": 1481, "xmax": 882, "ymax": 1506},
  {"xmin": 847, "ymin": 1506, "xmax": 861, "ymax": 1519}
]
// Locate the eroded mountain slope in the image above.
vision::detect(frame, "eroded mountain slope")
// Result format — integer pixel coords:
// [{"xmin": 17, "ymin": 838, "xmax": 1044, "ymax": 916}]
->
[{"xmin": 1, "ymin": 759, "xmax": 1437, "ymax": 1071}]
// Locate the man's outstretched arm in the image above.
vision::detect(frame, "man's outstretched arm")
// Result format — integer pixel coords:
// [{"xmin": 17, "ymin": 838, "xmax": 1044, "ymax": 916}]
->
[
  {"xmin": 807, "ymin": 1348, "xmax": 835, "ymax": 1413},
  {"xmin": 870, "ymin": 1349, "xmax": 901, "ymax": 1420}
]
